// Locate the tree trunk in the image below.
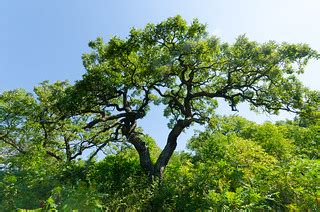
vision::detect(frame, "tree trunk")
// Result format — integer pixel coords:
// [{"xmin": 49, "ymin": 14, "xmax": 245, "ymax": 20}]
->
[
  {"xmin": 128, "ymin": 133, "xmax": 155, "ymax": 179},
  {"xmin": 129, "ymin": 119, "xmax": 191, "ymax": 182},
  {"xmin": 154, "ymin": 119, "xmax": 191, "ymax": 180}
]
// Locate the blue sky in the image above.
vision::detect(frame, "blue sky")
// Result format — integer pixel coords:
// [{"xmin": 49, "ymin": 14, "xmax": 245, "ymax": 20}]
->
[{"xmin": 2, "ymin": 0, "xmax": 320, "ymax": 149}]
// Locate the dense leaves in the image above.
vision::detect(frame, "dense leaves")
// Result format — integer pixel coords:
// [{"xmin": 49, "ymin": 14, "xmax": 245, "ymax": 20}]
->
[
  {"xmin": 1, "ymin": 115, "xmax": 319, "ymax": 210},
  {"xmin": 55, "ymin": 15, "xmax": 319, "ymax": 178}
]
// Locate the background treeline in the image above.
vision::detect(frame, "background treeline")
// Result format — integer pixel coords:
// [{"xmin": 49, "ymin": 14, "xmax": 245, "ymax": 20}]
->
[{"xmin": 1, "ymin": 114, "xmax": 319, "ymax": 211}]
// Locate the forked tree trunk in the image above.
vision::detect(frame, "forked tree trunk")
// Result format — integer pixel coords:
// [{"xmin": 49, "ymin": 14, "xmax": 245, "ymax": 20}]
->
[{"xmin": 130, "ymin": 119, "xmax": 191, "ymax": 182}]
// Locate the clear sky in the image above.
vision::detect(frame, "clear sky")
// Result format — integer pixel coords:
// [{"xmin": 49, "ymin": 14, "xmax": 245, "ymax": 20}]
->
[{"xmin": 2, "ymin": 0, "xmax": 320, "ymax": 150}]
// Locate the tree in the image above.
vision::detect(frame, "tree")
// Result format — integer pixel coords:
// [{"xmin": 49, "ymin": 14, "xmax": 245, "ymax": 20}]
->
[
  {"xmin": 181, "ymin": 115, "xmax": 320, "ymax": 210},
  {"xmin": 1, "ymin": 16, "xmax": 319, "ymax": 180}
]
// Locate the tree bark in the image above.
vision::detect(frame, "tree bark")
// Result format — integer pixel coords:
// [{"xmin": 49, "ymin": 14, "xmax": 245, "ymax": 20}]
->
[
  {"xmin": 128, "ymin": 119, "xmax": 191, "ymax": 181},
  {"xmin": 154, "ymin": 119, "xmax": 191, "ymax": 179},
  {"xmin": 128, "ymin": 133, "xmax": 155, "ymax": 179}
]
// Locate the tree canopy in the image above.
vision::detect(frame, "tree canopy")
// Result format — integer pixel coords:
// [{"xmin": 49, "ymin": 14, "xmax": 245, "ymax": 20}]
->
[{"xmin": 63, "ymin": 16, "xmax": 318, "ymax": 176}]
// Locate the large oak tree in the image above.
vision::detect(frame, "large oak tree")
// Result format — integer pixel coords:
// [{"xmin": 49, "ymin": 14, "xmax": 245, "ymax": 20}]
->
[{"xmin": 1, "ymin": 16, "xmax": 319, "ymax": 179}]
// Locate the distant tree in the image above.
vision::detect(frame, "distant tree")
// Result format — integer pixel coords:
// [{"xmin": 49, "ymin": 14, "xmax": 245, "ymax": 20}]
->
[{"xmin": 0, "ymin": 15, "xmax": 319, "ymax": 180}]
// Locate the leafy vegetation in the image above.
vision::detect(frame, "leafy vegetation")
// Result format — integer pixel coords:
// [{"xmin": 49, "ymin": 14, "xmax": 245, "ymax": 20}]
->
[
  {"xmin": 0, "ymin": 115, "xmax": 319, "ymax": 210},
  {"xmin": 0, "ymin": 16, "xmax": 319, "ymax": 210}
]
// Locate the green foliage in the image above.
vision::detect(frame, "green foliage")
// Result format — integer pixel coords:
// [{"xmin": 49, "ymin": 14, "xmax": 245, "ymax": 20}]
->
[
  {"xmin": 1, "ymin": 115, "xmax": 319, "ymax": 210},
  {"xmin": 0, "ymin": 152, "xmax": 61, "ymax": 210}
]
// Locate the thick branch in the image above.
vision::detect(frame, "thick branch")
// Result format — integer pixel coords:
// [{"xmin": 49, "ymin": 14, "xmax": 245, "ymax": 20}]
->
[
  {"xmin": 128, "ymin": 133, "xmax": 154, "ymax": 177},
  {"xmin": 46, "ymin": 150, "xmax": 62, "ymax": 161},
  {"xmin": 1, "ymin": 137, "xmax": 26, "ymax": 154},
  {"xmin": 155, "ymin": 118, "xmax": 192, "ymax": 177}
]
